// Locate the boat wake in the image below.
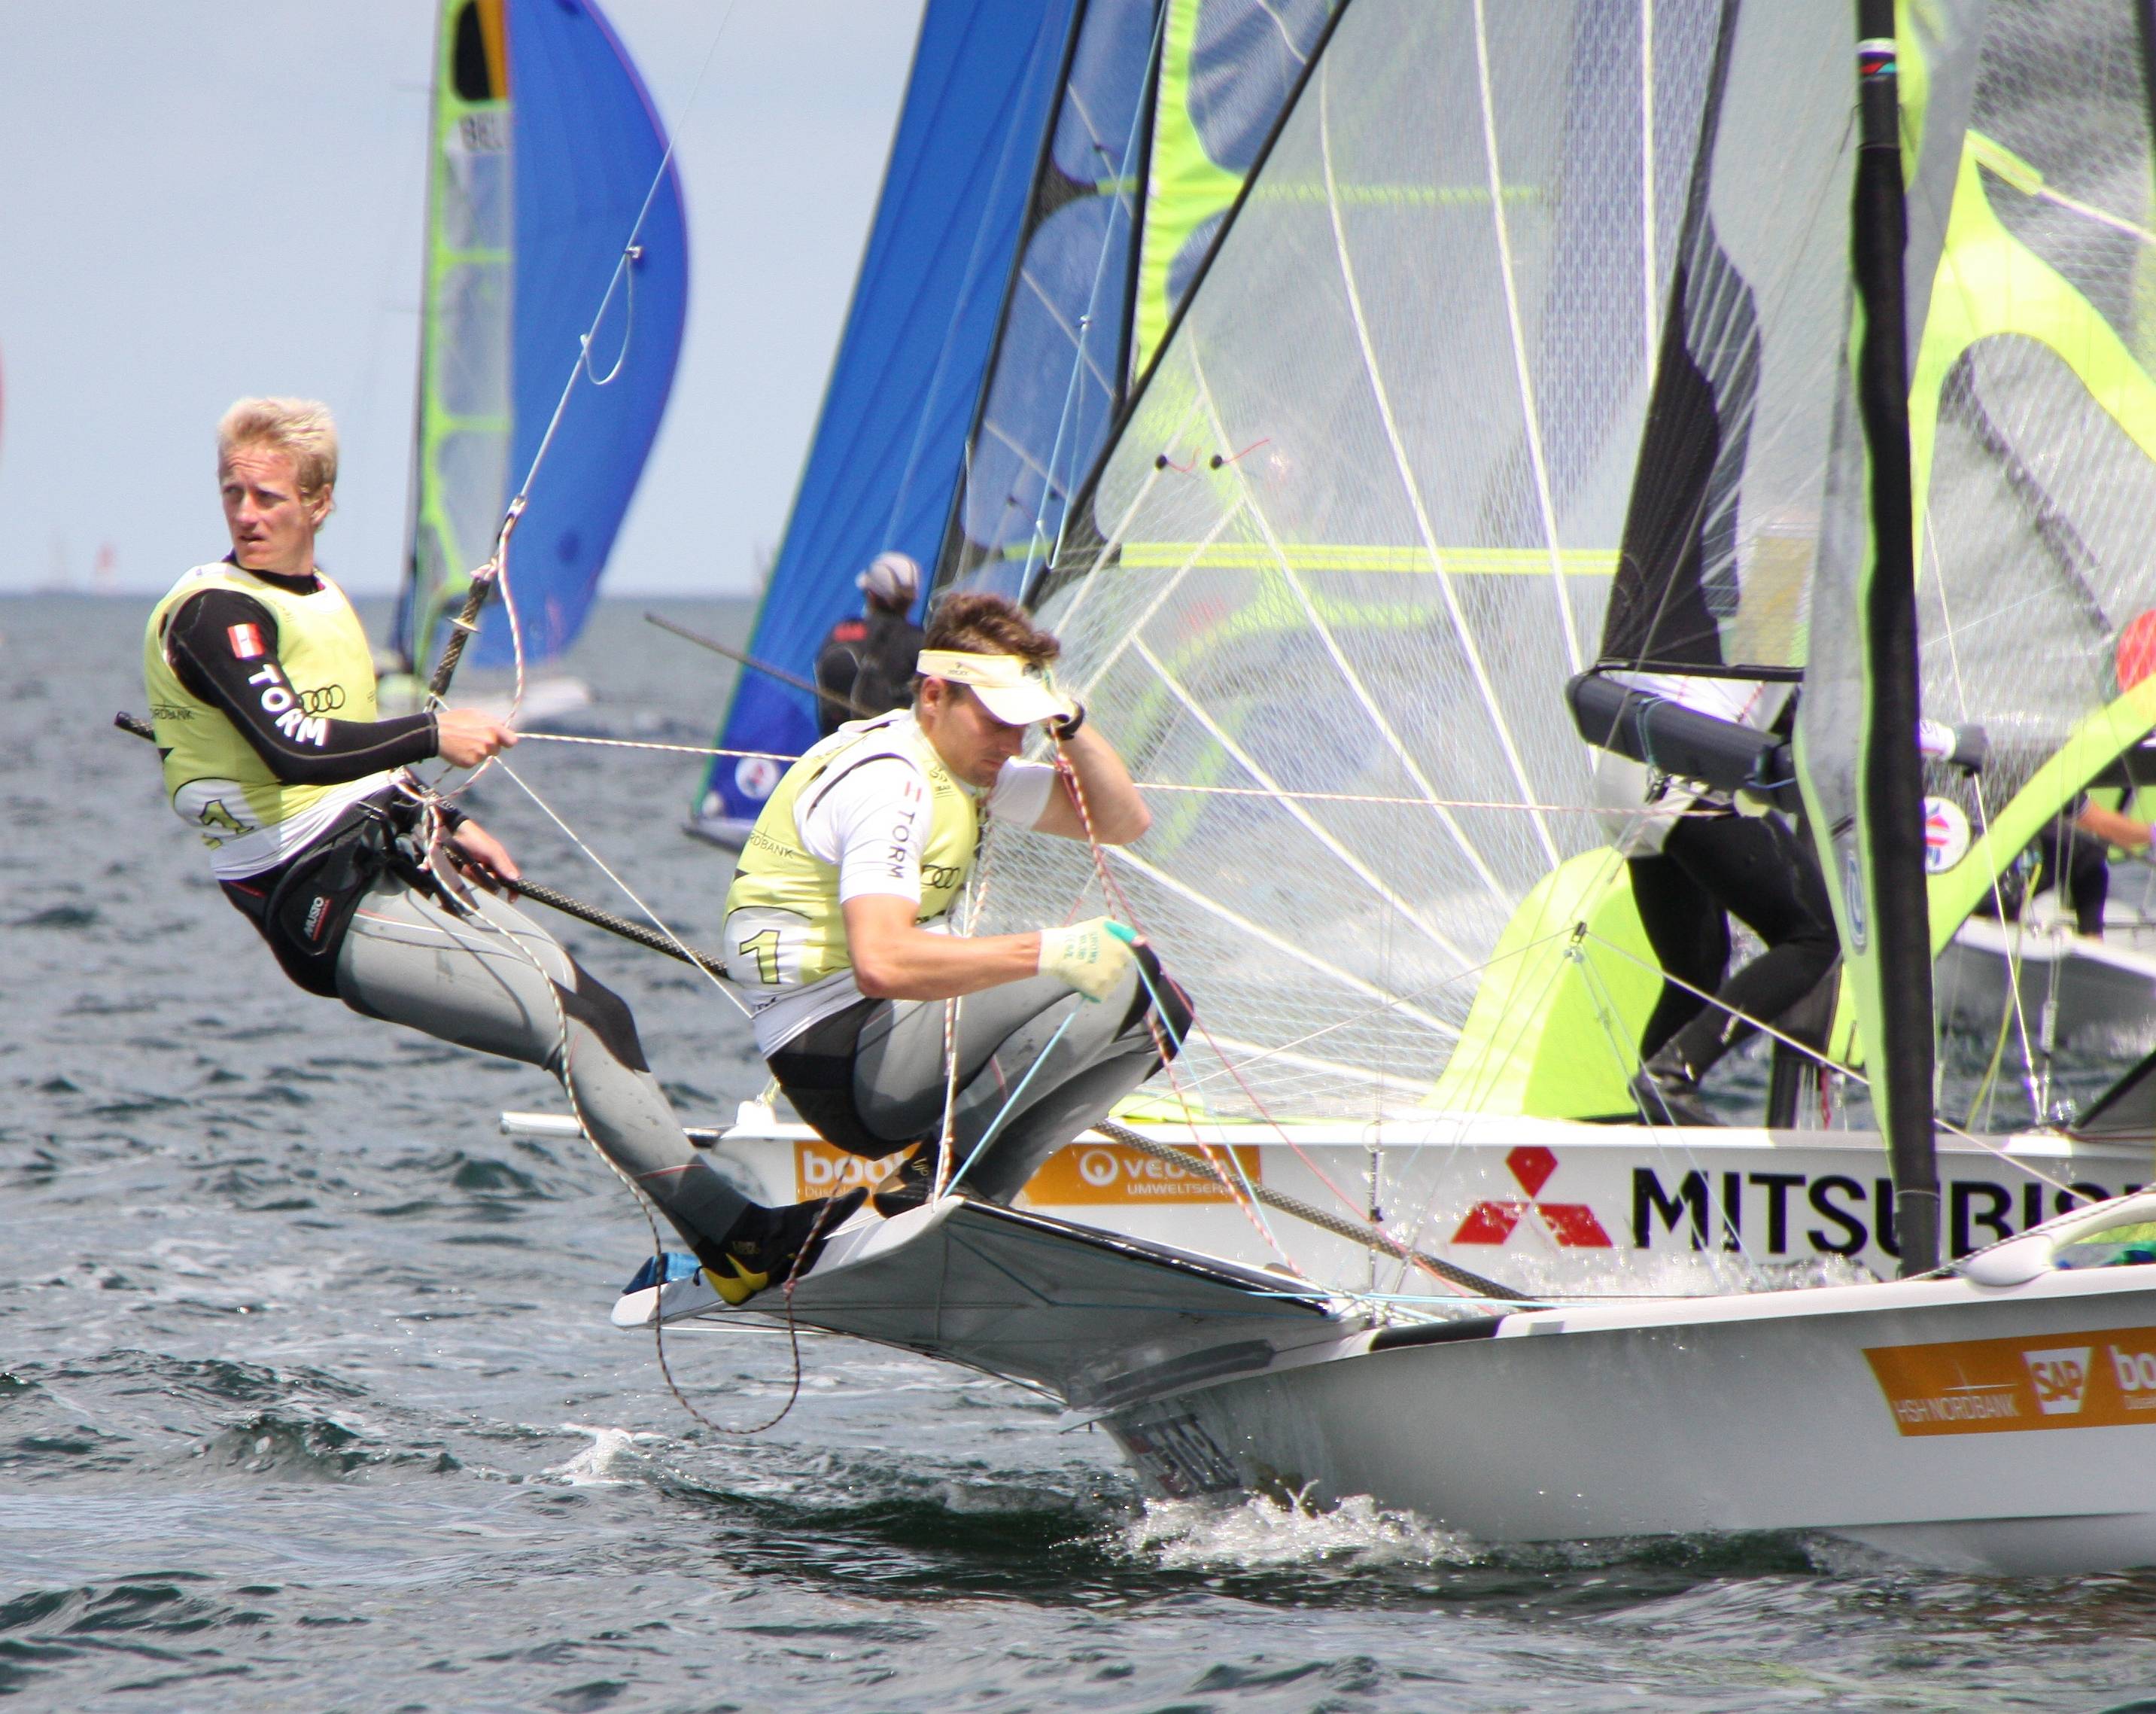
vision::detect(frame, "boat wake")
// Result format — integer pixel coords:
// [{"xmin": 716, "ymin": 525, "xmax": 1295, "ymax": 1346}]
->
[{"xmin": 1124, "ymin": 1490, "xmax": 1474, "ymax": 1572}]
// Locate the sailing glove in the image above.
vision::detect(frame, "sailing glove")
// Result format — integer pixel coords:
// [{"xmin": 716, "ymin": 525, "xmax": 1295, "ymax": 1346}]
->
[
  {"xmin": 1038, "ymin": 916, "xmax": 1136, "ymax": 1000},
  {"xmin": 1917, "ymin": 717, "xmax": 1989, "ymax": 773}
]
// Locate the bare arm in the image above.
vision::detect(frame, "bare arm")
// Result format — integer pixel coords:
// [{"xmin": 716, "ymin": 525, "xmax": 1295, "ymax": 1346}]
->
[
  {"xmin": 844, "ymin": 894, "xmax": 1042, "ymax": 1000},
  {"xmin": 1032, "ymin": 723, "xmax": 1151, "ymax": 844},
  {"xmin": 2076, "ymin": 801, "xmax": 2154, "ymax": 852}
]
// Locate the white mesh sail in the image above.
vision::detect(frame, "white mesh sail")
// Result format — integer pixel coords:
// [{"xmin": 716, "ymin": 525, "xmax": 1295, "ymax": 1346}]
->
[{"xmin": 969, "ymin": 0, "xmax": 1832, "ymax": 1122}]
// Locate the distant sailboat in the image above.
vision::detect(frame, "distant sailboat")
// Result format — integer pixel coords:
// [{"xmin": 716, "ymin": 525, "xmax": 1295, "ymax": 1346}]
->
[{"xmin": 388, "ymin": 0, "xmax": 687, "ymax": 720}]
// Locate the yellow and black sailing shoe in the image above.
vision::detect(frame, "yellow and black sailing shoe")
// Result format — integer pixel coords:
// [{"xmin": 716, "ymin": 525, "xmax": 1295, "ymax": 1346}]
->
[
  {"xmin": 697, "ymin": 1189, "xmax": 867, "ymax": 1305},
  {"xmin": 868, "ymin": 1143, "xmax": 941, "ymax": 1217}
]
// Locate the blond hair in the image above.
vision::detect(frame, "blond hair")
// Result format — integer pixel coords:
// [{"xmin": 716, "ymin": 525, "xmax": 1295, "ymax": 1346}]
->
[{"xmin": 217, "ymin": 397, "xmax": 339, "ymax": 505}]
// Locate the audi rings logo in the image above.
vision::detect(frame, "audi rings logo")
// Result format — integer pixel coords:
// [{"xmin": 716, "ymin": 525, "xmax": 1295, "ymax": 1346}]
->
[
  {"xmin": 298, "ymin": 683, "xmax": 347, "ymax": 714},
  {"xmin": 1077, "ymin": 1148, "xmax": 1121, "ymax": 1189}
]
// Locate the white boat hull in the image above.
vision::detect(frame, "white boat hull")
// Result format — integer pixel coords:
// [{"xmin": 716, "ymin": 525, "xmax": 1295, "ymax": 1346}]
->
[
  {"xmin": 610, "ymin": 1110, "xmax": 2151, "ymax": 1292},
  {"xmin": 616, "ymin": 1183, "xmax": 2156, "ymax": 1572},
  {"xmin": 1940, "ymin": 911, "xmax": 2156, "ymax": 1058},
  {"xmin": 1106, "ymin": 1259, "xmax": 2156, "ymax": 1573}
]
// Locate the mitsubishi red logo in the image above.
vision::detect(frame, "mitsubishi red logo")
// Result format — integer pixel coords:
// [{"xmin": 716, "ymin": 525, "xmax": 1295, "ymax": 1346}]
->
[{"xmin": 1451, "ymin": 1145, "xmax": 1612, "ymax": 1248}]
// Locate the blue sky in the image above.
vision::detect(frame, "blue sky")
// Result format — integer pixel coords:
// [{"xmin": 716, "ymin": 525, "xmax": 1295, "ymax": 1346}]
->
[{"xmin": 0, "ymin": 2, "xmax": 920, "ymax": 597}]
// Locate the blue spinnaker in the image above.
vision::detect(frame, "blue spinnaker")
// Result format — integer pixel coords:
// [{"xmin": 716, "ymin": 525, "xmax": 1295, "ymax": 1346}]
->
[
  {"xmin": 695, "ymin": 0, "xmax": 1078, "ymax": 836},
  {"xmin": 480, "ymin": 0, "xmax": 688, "ymax": 667}
]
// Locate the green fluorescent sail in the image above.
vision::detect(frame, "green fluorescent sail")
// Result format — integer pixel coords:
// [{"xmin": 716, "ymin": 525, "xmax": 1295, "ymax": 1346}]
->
[
  {"xmin": 1911, "ymin": 119, "xmax": 2156, "ymax": 951},
  {"xmin": 400, "ymin": 0, "xmax": 513, "ymax": 678},
  {"xmin": 1128, "ymin": 0, "xmax": 1336, "ymax": 384}
]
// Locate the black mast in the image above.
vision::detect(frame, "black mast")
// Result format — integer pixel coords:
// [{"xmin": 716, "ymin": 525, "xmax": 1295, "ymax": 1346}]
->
[{"xmin": 1852, "ymin": 4, "xmax": 1939, "ymax": 1274}]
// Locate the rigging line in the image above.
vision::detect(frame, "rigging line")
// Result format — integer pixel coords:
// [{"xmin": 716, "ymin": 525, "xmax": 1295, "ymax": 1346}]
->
[
  {"xmin": 1121, "ymin": 963, "xmax": 1297, "ymax": 1263},
  {"xmin": 1469, "ymin": 0, "xmax": 1581, "ymax": 677},
  {"xmin": 1926, "ymin": 519, "xmax": 2043, "ymax": 1122},
  {"xmin": 1069, "ymin": 495, "xmax": 1242, "ymax": 696},
  {"xmin": 1166, "ymin": 1031, "xmax": 1434, "ymax": 1101},
  {"xmin": 1163, "ymin": 923, "xmax": 1584, "ymax": 1099},
  {"xmin": 1022, "ymin": 0, "xmax": 1174, "ymax": 601},
  {"xmin": 410, "ymin": 857, "xmax": 806, "ymax": 1436},
  {"xmin": 1579, "ymin": 925, "xmax": 2089, "ymax": 1199},
  {"xmin": 1129, "ymin": 634, "xmax": 1476, "ymax": 963},
  {"xmin": 489, "ymin": 754, "xmax": 751, "ymax": 1018},
  {"xmin": 941, "ymin": 1010, "xmax": 1079, "ymax": 1195},
  {"xmin": 1640, "ymin": 0, "xmax": 1659, "ymax": 367},
  {"xmin": 1312, "ymin": 61, "xmax": 1564, "ymax": 871},
  {"xmin": 1139, "ymin": 780, "xmax": 1720, "ymax": 812},
  {"xmin": 1045, "ymin": 745, "xmax": 1300, "ymax": 1265},
  {"xmin": 1101, "ymin": 841, "xmax": 1462, "ymax": 1037},
  {"xmin": 518, "ymin": 731, "xmax": 802, "ymax": 763},
  {"xmin": 511, "ymin": 0, "xmax": 738, "ymax": 522},
  {"xmin": 1179, "ymin": 342, "xmax": 1516, "ymax": 917},
  {"xmin": 1568, "ymin": 927, "xmax": 1760, "ymax": 1264},
  {"xmin": 1056, "ymin": 761, "xmax": 1404, "ymax": 1248}
]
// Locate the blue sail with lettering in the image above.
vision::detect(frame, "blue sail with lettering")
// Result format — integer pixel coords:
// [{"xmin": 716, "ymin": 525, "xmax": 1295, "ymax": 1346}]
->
[{"xmin": 693, "ymin": 0, "xmax": 1078, "ymax": 839}]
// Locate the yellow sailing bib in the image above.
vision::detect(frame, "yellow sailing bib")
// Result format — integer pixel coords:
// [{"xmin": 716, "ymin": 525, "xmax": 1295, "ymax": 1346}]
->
[
  {"xmin": 722, "ymin": 714, "xmax": 979, "ymax": 993},
  {"xmin": 142, "ymin": 562, "xmax": 387, "ymax": 874}
]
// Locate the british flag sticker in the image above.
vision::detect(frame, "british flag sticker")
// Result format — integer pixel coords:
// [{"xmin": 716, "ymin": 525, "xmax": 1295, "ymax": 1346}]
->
[{"xmin": 227, "ymin": 623, "xmax": 266, "ymax": 660}]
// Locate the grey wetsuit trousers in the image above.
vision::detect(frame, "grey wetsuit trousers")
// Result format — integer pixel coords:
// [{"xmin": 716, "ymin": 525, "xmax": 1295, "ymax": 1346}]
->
[
  {"xmin": 819, "ymin": 951, "xmax": 1186, "ymax": 1203},
  {"xmin": 333, "ymin": 874, "xmax": 751, "ymax": 1246}
]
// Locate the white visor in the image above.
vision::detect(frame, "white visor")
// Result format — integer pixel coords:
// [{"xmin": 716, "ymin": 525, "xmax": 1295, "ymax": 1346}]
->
[{"xmin": 916, "ymin": 649, "xmax": 1070, "ymax": 727}]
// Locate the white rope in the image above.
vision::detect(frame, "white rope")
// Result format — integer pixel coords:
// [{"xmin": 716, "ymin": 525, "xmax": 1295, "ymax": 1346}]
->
[
  {"xmin": 1313, "ymin": 57, "xmax": 1564, "ymax": 870},
  {"xmin": 1470, "ymin": 0, "xmax": 1580, "ymax": 677},
  {"xmin": 490, "ymin": 756, "xmax": 750, "ymax": 1018},
  {"xmin": 519, "ymin": 731, "xmax": 801, "ymax": 763}
]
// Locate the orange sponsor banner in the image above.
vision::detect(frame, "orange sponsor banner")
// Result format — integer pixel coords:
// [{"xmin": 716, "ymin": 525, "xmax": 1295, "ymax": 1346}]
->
[
  {"xmin": 1864, "ymin": 1324, "xmax": 2156, "ymax": 1436},
  {"xmin": 1023, "ymin": 1140, "xmax": 1262, "ymax": 1206},
  {"xmin": 794, "ymin": 1142, "xmax": 911, "ymax": 1201}
]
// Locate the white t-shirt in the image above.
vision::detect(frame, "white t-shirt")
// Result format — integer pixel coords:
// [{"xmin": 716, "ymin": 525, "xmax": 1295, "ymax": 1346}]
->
[
  {"xmin": 750, "ymin": 721, "xmax": 1057, "ymax": 1053},
  {"xmin": 1594, "ymin": 672, "xmax": 1790, "ymax": 857}
]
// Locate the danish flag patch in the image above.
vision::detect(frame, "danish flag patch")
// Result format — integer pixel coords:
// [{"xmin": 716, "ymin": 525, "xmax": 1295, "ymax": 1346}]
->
[{"xmin": 227, "ymin": 623, "xmax": 266, "ymax": 660}]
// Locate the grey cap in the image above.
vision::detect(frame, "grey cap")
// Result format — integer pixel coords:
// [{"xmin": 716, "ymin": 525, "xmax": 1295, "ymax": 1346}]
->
[{"xmin": 857, "ymin": 550, "xmax": 921, "ymax": 607}]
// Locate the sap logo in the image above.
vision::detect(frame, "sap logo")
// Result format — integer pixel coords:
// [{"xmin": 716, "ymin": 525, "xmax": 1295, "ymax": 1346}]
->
[
  {"xmin": 2024, "ymin": 1346, "xmax": 2093, "ymax": 1415},
  {"xmin": 2109, "ymin": 1345, "xmax": 2156, "ymax": 1396}
]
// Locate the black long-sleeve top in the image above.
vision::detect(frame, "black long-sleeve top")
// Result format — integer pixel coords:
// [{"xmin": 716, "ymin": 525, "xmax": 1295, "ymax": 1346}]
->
[{"xmin": 164, "ymin": 572, "xmax": 439, "ymax": 786}]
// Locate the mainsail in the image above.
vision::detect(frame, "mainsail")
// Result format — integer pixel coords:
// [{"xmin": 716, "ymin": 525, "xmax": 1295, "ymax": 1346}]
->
[
  {"xmin": 397, "ymin": 0, "xmax": 687, "ymax": 680},
  {"xmin": 976, "ymin": 0, "xmax": 1789, "ymax": 1124},
  {"xmin": 692, "ymin": 1, "xmax": 1079, "ymax": 839},
  {"xmin": 698, "ymin": 0, "xmax": 1339, "ymax": 839},
  {"xmin": 940, "ymin": 0, "xmax": 1337, "ymax": 598}
]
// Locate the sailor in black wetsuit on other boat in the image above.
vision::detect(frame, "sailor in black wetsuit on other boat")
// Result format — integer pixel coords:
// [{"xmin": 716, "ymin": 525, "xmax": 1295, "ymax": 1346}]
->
[
  {"xmin": 1574, "ymin": 670, "xmax": 1987, "ymax": 1124},
  {"xmin": 811, "ymin": 551, "xmax": 926, "ymax": 738},
  {"xmin": 144, "ymin": 397, "xmax": 859, "ymax": 1304}
]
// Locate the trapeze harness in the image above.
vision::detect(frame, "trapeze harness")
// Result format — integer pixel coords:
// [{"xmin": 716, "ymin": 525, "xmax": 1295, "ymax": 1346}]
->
[
  {"xmin": 721, "ymin": 711, "xmax": 1190, "ymax": 1186},
  {"xmin": 142, "ymin": 556, "xmax": 759, "ymax": 1254}
]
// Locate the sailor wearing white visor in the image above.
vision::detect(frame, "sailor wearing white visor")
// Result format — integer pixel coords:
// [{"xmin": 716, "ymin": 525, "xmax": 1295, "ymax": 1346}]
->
[{"xmin": 722, "ymin": 592, "xmax": 1189, "ymax": 1209}]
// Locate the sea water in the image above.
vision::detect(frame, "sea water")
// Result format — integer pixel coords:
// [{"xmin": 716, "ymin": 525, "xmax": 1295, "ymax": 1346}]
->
[{"xmin": 8, "ymin": 593, "xmax": 2156, "ymax": 1713}]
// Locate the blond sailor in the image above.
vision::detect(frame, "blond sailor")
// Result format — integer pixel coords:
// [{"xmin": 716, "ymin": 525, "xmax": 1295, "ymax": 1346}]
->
[{"xmin": 147, "ymin": 397, "xmax": 854, "ymax": 1303}]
